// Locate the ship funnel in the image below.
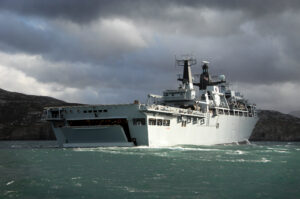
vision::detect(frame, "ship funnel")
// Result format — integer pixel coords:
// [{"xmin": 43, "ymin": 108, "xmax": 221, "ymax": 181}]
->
[
  {"xmin": 193, "ymin": 61, "xmax": 226, "ymax": 90},
  {"xmin": 198, "ymin": 60, "xmax": 211, "ymax": 90}
]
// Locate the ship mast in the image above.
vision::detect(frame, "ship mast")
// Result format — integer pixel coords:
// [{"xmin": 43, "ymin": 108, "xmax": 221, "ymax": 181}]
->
[{"xmin": 176, "ymin": 56, "xmax": 197, "ymax": 90}]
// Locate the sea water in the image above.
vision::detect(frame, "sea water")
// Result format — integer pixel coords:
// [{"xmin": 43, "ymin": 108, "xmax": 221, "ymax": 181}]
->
[{"xmin": 0, "ymin": 141, "xmax": 299, "ymax": 199}]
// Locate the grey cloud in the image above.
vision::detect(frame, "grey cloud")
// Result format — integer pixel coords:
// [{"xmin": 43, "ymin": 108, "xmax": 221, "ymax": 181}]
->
[
  {"xmin": 0, "ymin": 0, "xmax": 300, "ymax": 112},
  {"xmin": 0, "ymin": 13, "xmax": 55, "ymax": 54},
  {"xmin": 1, "ymin": 0, "xmax": 300, "ymax": 23},
  {"xmin": 0, "ymin": 13, "xmax": 146, "ymax": 65}
]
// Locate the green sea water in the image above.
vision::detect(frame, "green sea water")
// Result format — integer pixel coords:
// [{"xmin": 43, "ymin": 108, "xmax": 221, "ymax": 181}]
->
[{"xmin": 0, "ymin": 142, "xmax": 299, "ymax": 199}]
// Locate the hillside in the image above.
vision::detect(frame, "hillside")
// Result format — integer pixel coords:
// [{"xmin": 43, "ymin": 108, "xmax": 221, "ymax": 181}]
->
[
  {"xmin": 289, "ymin": 111, "xmax": 300, "ymax": 118},
  {"xmin": 0, "ymin": 88, "xmax": 300, "ymax": 141},
  {"xmin": 250, "ymin": 110, "xmax": 300, "ymax": 141},
  {"xmin": 0, "ymin": 88, "xmax": 74, "ymax": 140}
]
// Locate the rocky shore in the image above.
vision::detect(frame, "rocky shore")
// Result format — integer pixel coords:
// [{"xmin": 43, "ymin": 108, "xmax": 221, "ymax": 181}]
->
[{"xmin": 0, "ymin": 88, "xmax": 299, "ymax": 141}]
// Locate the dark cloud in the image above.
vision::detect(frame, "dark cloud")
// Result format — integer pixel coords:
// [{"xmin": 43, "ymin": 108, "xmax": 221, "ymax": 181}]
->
[
  {"xmin": 1, "ymin": 0, "xmax": 300, "ymax": 23},
  {"xmin": 0, "ymin": 0, "xmax": 300, "ymax": 112}
]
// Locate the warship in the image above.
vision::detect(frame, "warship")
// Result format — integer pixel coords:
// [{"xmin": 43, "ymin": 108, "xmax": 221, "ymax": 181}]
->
[{"xmin": 43, "ymin": 57, "xmax": 258, "ymax": 147}]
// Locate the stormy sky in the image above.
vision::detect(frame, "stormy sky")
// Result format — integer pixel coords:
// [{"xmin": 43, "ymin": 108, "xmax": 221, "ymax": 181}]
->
[{"xmin": 0, "ymin": 0, "xmax": 299, "ymax": 113}]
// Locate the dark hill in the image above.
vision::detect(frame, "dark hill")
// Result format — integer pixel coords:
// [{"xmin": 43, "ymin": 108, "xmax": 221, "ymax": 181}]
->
[
  {"xmin": 250, "ymin": 110, "xmax": 300, "ymax": 141},
  {"xmin": 289, "ymin": 111, "xmax": 300, "ymax": 118},
  {"xmin": 0, "ymin": 88, "xmax": 300, "ymax": 141},
  {"xmin": 0, "ymin": 88, "xmax": 74, "ymax": 140}
]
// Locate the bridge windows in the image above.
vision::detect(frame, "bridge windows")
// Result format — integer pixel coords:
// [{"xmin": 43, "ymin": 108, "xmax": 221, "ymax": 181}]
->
[
  {"xmin": 82, "ymin": 109, "xmax": 108, "ymax": 114},
  {"xmin": 157, "ymin": 119, "xmax": 163, "ymax": 126},
  {"xmin": 163, "ymin": 120, "xmax": 170, "ymax": 126},
  {"xmin": 149, "ymin": 118, "xmax": 156, "ymax": 125},
  {"xmin": 148, "ymin": 118, "xmax": 170, "ymax": 126}
]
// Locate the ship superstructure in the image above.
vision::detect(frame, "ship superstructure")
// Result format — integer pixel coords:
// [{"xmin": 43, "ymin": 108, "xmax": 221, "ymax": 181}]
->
[{"xmin": 43, "ymin": 57, "xmax": 258, "ymax": 147}]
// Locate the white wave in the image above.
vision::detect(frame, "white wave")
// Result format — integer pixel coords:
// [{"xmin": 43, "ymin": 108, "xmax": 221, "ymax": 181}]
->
[
  {"xmin": 266, "ymin": 147, "xmax": 290, "ymax": 153},
  {"xmin": 123, "ymin": 186, "xmax": 137, "ymax": 193},
  {"xmin": 273, "ymin": 150, "xmax": 290, "ymax": 153},
  {"xmin": 152, "ymin": 173, "xmax": 167, "ymax": 180},
  {"xmin": 226, "ymin": 150, "xmax": 247, "ymax": 155},
  {"xmin": 51, "ymin": 185, "xmax": 62, "ymax": 190},
  {"xmin": 74, "ymin": 183, "xmax": 82, "ymax": 187},
  {"xmin": 71, "ymin": 177, "xmax": 81, "ymax": 180},
  {"xmin": 259, "ymin": 157, "xmax": 271, "ymax": 163},
  {"xmin": 119, "ymin": 186, "xmax": 151, "ymax": 193},
  {"xmin": 149, "ymin": 146, "xmax": 222, "ymax": 152},
  {"xmin": 72, "ymin": 146, "xmax": 223, "ymax": 155},
  {"xmin": 6, "ymin": 181, "xmax": 14, "ymax": 186},
  {"xmin": 222, "ymin": 157, "xmax": 271, "ymax": 163},
  {"xmin": 4, "ymin": 191, "xmax": 18, "ymax": 196}
]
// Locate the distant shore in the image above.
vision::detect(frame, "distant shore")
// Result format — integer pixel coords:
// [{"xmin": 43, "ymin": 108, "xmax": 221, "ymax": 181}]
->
[{"xmin": 1, "ymin": 88, "xmax": 300, "ymax": 142}]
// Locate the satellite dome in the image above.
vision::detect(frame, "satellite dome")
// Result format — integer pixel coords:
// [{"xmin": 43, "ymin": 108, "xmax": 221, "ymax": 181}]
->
[{"xmin": 219, "ymin": 75, "xmax": 226, "ymax": 82}]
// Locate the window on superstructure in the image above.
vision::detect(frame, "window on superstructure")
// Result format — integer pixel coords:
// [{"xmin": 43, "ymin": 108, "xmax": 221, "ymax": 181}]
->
[
  {"xmin": 133, "ymin": 118, "xmax": 146, "ymax": 126},
  {"xmin": 187, "ymin": 117, "xmax": 191, "ymax": 123},
  {"xmin": 163, "ymin": 120, "xmax": 170, "ymax": 126},
  {"xmin": 193, "ymin": 118, "xmax": 197, "ymax": 124},
  {"xmin": 177, "ymin": 116, "xmax": 182, "ymax": 123},
  {"xmin": 104, "ymin": 110, "xmax": 108, "ymax": 112},
  {"xmin": 201, "ymin": 94, "xmax": 206, "ymax": 100},
  {"xmin": 88, "ymin": 110, "xmax": 92, "ymax": 113},
  {"xmin": 207, "ymin": 91, "xmax": 213, "ymax": 100},
  {"xmin": 230, "ymin": 110, "xmax": 234, "ymax": 115},
  {"xmin": 83, "ymin": 110, "xmax": 87, "ymax": 113},
  {"xmin": 98, "ymin": 110, "xmax": 102, "ymax": 112},
  {"xmin": 200, "ymin": 119, "xmax": 205, "ymax": 125},
  {"xmin": 157, "ymin": 119, "xmax": 163, "ymax": 126},
  {"xmin": 149, "ymin": 118, "xmax": 156, "ymax": 125}
]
